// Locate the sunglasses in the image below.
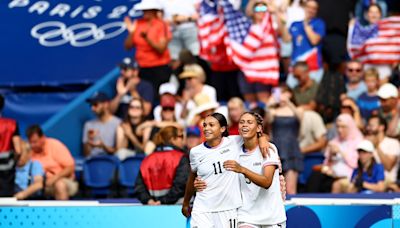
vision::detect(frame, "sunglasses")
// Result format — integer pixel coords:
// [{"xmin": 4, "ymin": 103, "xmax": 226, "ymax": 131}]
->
[
  {"xmin": 162, "ymin": 107, "xmax": 175, "ymax": 111},
  {"xmin": 254, "ymin": 5, "xmax": 267, "ymax": 12},
  {"xmin": 347, "ymin": 68, "xmax": 362, "ymax": 73},
  {"xmin": 176, "ymin": 134, "xmax": 184, "ymax": 139},
  {"xmin": 129, "ymin": 105, "xmax": 142, "ymax": 110},
  {"xmin": 340, "ymin": 105, "xmax": 353, "ymax": 110}
]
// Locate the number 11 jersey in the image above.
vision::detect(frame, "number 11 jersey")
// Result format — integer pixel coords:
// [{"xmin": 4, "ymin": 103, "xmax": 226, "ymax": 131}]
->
[{"xmin": 190, "ymin": 136, "xmax": 243, "ymax": 213}]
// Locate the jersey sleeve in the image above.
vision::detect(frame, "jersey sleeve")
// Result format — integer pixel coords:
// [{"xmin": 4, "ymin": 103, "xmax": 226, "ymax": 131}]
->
[
  {"xmin": 189, "ymin": 148, "xmax": 198, "ymax": 172},
  {"xmin": 262, "ymin": 144, "xmax": 280, "ymax": 168}
]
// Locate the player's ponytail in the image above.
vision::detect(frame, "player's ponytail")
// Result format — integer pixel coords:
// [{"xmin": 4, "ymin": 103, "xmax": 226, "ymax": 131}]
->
[{"xmin": 209, "ymin": 113, "xmax": 229, "ymax": 137}]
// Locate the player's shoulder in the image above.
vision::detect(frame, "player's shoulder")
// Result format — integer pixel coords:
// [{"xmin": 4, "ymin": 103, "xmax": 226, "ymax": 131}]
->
[
  {"xmin": 190, "ymin": 142, "xmax": 207, "ymax": 154},
  {"xmin": 267, "ymin": 143, "xmax": 280, "ymax": 161}
]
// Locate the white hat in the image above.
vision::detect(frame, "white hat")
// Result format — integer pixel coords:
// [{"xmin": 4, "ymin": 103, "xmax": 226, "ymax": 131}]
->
[
  {"xmin": 357, "ymin": 140, "xmax": 375, "ymax": 153},
  {"xmin": 377, "ymin": 83, "xmax": 398, "ymax": 99},
  {"xmin": 134, "ymin": 0, "xmax": 163, "ymax": 11},
  {"xmin": 192, "ymin": 93, "xmax": 219, "ymax": 116},
  {"xmin": 159, "ymin": 82, "xmax": 177, "ymax": 95}
]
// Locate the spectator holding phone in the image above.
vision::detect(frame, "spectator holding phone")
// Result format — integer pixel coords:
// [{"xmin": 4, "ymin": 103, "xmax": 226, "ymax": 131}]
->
[{"xmin": 267, "ymin": 85, "xmax": 304, "ymax": 194}]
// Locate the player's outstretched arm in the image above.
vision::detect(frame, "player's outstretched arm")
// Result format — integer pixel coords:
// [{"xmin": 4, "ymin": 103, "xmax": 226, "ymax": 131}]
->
[{"xmin": 182, "ymin": 171, "xmax": 196, "ymax": 217}]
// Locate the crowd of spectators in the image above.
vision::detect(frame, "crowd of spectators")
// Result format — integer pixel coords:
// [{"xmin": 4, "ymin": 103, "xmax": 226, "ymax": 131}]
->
[{"xmin": 1, "ymin": 0, "xmax": 400, "ymax": 202}]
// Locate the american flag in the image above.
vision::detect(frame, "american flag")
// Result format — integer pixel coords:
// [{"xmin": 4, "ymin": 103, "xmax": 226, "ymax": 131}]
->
[
  {"xmin": 198, "ymin": 0, "xmax": 280, "ymax": 85},
  {"xmin": 348, "ymin": 17, "xmax": 400, "ymax": 65},
  {"xmin": 197, "ymin": 0, "xmax": 229, "ymax": 64}
]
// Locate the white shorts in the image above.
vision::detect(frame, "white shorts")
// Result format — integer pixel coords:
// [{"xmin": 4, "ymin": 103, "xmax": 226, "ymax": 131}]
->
[
  {"xmin": 191, "ymin": 208, "xmax": 238, "ymax": 228},
  {"xmin": 238, "ymin": 221, "xmax": 286, "ymax": 228}
]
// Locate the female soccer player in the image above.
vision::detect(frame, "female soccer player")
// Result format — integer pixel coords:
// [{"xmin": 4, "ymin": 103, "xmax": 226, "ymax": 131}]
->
[
  {"xmin": 182, "ymin": 113, "xmax": 270, "ymax": 228},
  {"xmin": 195, "ymin": 112, "xmax": 287, "ymax": 227}
]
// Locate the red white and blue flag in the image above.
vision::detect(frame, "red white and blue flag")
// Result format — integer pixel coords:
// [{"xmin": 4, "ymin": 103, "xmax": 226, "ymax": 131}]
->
[
  {"xmin": 348, "ymin": 17, "xmax": 400, "ymax": 65},
  {"xmin": 198, "ymin": 0, "xmax": 280, "ymax": 85}
]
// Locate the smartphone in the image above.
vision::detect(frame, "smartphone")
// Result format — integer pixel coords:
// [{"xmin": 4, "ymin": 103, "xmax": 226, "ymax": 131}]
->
[{"xmin": 272, "ymin": 87, "xmax": 281, "ymax": 102}]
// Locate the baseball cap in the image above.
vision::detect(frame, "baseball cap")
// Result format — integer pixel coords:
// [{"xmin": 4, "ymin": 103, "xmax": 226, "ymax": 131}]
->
[
  {"xmin": 119, "ymin": 57, "xmax": 138, "ymax": 69},
  {"xmin": 159, "ymin": 82, "xmax": 177, "ymax": 95},
  {"xmin": 160, "ymin": 94, "xmax": 176, "ymax": 108},
  {"xmin": 357, "ymin": 140, "xmax": 375, "ymax": 153},
  {"xmin": 86, "ymin": 92, "xmax": 110, "ymax": 104},
  {"xmin": 186, "ymin": 126, "xmax": 201, "ymax": 137},
  {"xmin": 377, "ymin": 83, "xmax": 398, "ymax": 99}
]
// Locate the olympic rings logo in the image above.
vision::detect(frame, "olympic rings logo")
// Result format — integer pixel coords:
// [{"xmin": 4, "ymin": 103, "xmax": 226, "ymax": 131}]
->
[{"xmin": 31, "ymin": 21, "xmax": 126, "ymax": 47}]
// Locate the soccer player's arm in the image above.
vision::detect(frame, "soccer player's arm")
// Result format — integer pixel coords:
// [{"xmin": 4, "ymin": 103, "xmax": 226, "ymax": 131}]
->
[
  {"xmin": 241, "ymin": 164, "xmax": 276, "ymax": 189},
  {"xmin": 182, "ymin": 150, "xmax": 197, "ymax": 217}
]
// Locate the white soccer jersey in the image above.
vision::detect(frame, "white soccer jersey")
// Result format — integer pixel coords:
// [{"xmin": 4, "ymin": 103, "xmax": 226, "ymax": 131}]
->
[
  {"xmin": 238, "ymin": 144, "xmax": 287, "ymax": 225},
  {"xmin": 190, "ymin": 136, "xmax": 243, "ymax": 213}
]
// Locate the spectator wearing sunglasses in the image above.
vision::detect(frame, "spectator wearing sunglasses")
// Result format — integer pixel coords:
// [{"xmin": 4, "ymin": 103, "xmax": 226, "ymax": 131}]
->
[
  {"xmin": 116, "ymin": 97, "xmax": 147, "ymax": 160},
  {"xmin": 83, "ymin": 92, "xmax": 121, "ymax": 158},
  {"xmin": 153, "ymin": 83, "xmax": 184, "ymax": 125},
  {"xmin": 345, "ymin": 60, "xmax": 367, "ymax": 101},
  {"xmin": 138, "ymin": 93, "xmax": 183, "ymax": 154}
]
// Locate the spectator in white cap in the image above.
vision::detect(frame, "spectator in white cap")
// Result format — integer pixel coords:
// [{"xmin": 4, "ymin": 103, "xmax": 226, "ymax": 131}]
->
[
  {"xmin": 124, "ymin": 0, "xmax": 172, "ymax": 96},
  {"xmin": 153, "ymin": 82, "xmax": 184, "ymax": 125},
  {"xmin": 377, "ymin": 83, "xmax": 399, "ymax": 138},
  {"xmin": 110, "ymin": 57, "xmax": 154, "ymax": 119},
  {"xmin": 346, "ymin": 139, "xmax": 385, "ymax": 193}
]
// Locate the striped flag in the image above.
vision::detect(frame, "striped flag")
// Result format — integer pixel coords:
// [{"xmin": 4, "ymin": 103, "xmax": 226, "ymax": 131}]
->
[
  {"xmin": 348, "ymin": 17, "xmax": 400, "ymax": 65},
  {"xmin": 197, "ymin": 0, "xmax": 280, "ymax": 85},
  {"xmin": 220, "ymin": 0, "xmax": 279, "ymax": 85},
  {"xmin": 197, "ymin": 0, "xmax": 230, "ymax": 65}
]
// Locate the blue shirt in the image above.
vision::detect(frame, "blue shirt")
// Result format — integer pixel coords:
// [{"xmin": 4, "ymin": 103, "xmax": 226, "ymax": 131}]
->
[
  {"xmin": 15, "ymin": 160, "xmax": 44, "ymax": 191},
  {"xmin": 290, "ymin": 18, "xmax": 326, "ymax": 70},
  {"xmin": 346, "ymin": 81, "xmax": 367, "ymax": 101},
  {"xmin": 116, "ymin": 79, "xmax": 154, "ymax": 119},
  {"xmin": 351, "ymin": 163, "xmax": 384, "ymax": 192},
  {"xmin": 357, "ymin": 92, "xmax": 380, "ymax": 120}
]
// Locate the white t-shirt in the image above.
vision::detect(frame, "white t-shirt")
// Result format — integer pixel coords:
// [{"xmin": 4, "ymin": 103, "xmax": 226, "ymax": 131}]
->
[
  {"xmin": 161, "ymin": 0, "xmax": 196, "ymax": 19},
  {"xmin": 190, "ymin": 136, "xmax": 243, "ymax": 213},
  {"xmin": 238, "ymin": 144, "xmax": 287, "ymax": 225},
  {"xmin": 373, "ymin": 137, "xmax": 400, "ymax": 182}
]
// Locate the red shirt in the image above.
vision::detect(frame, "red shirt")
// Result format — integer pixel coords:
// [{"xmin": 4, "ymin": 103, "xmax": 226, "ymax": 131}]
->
[{"xmin": 133, "ymin": 18, "xmax": 171, "ymax": 68}]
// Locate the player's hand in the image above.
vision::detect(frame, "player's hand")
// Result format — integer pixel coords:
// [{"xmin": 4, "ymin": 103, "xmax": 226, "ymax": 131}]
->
[
  {"xmin": 258, "ymin": 133, "xmax": 271, "ymax": 158},
  {"xmin": 223, "ymin": 160, "xmax": 243, "ymax": 173},
  {"xmin": 194, "ymin": 177, "xmax": 207, "ymax": 192},
  {"xmin": 181, "ymin": 204, "xmax": 191, "ymax": 218}
]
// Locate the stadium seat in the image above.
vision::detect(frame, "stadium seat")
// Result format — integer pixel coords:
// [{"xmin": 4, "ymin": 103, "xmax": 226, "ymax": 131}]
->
[
  {"xmin": 83, "ymin": 155, "xmax": 120, "ymax": 198},
  {"xmin": 298, "ymin": 152, "xmax": 325, "ymax": 185},
  {"xmin": 118, "ymin": 154, "xmax": 145, "ymax": 196}
]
